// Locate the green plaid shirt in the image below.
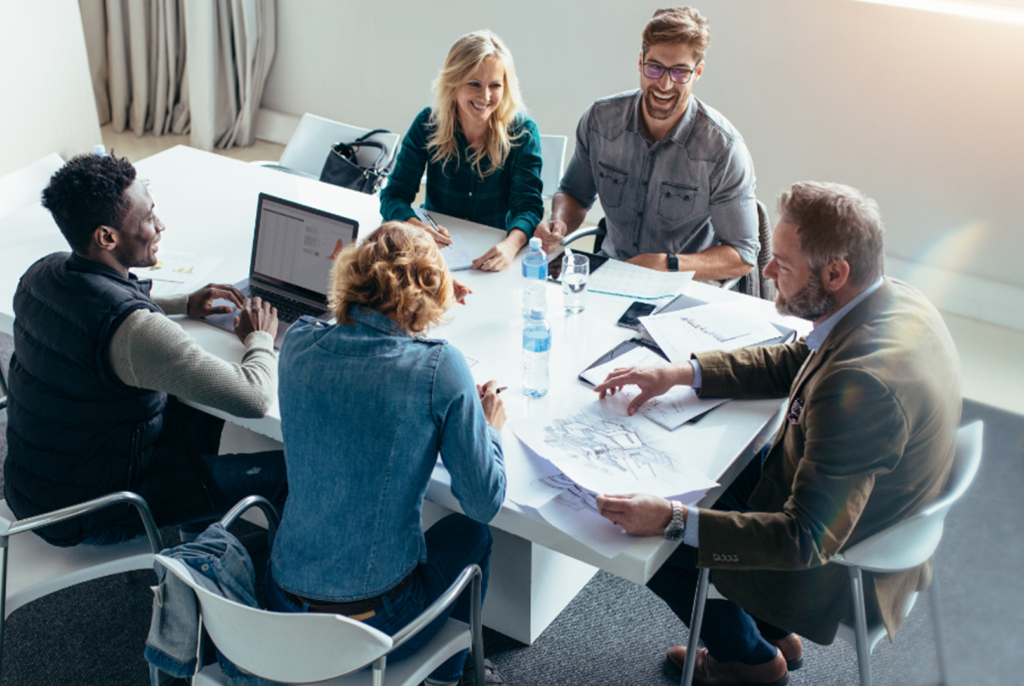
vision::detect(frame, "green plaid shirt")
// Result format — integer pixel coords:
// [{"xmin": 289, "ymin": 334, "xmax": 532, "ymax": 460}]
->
[{"xmin": 380, "ymin": 107, "xmax": 544, "ymax": 238}]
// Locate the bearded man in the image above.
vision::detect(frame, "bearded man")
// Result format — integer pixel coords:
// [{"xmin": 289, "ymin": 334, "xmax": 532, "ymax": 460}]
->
[{"xmin": 594, "ymin": 181, "xmax": 961, "ymax": 685}]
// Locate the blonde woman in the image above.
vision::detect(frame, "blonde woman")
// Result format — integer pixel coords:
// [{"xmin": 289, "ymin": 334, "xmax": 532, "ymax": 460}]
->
[
  {"xmin": 380, "ymin": 30, "xmax": 543, "ymax": 272},
  {"xmin": 269, "ymin": 222, "xmax": 507, "ymax": 686}
]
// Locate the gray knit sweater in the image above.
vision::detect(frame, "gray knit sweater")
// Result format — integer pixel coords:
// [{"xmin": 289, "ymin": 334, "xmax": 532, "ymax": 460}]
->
[{"xmin": 107, "ymin": 295, "xmax": 276, "ymax": 419}]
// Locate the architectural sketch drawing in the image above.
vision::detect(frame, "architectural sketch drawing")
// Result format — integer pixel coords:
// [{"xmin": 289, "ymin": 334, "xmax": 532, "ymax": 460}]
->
[
  {"xmin": 510, "ymin": 392, "xmax": 720, "ymax": 498},
  {"xmin": 639, "ymin": 387, "xmax": 730, "ymax": 431},
  {"xmin": 531, "ymin": 474, "xmax": 599, "ymax": 514},
  {"xmin": 542, "ymin": 412, "xmax": 679, "ymax": 483}
]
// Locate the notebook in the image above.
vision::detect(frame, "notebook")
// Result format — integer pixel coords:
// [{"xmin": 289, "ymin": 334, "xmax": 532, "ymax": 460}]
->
[{"xmin": 203, "ymin": 193, "xmax": 359, "ymax": 348}]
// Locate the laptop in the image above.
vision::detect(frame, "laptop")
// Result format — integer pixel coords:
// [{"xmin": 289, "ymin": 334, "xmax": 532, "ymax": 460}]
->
[{"xmin": 203, "ymin": 193, "xmax": 359, "ymax": 347}]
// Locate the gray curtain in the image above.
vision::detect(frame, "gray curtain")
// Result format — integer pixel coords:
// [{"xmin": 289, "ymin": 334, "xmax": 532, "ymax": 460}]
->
[{"xmin": 78, "ymin": 0, "xmax": 274, "ymax": 150}]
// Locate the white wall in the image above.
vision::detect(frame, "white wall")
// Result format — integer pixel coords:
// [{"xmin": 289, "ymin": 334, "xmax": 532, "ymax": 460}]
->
[
  {"xmin": 260, "ymin": 0, "xmax": 1024, "ymax": 297},
  {"xmin": 0, "ymin": 0, "xmax": 102, "ymax": 178}
]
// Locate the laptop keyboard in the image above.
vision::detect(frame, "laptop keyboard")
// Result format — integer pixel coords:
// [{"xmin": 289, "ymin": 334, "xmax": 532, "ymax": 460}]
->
[{"xmin": 242, "ymin": 285, "xmax": 325, "ymax": 324}]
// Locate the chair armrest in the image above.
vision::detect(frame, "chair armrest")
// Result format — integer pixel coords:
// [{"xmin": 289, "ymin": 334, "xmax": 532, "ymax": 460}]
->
[
  {"xmin": 389, "ymin": 563, "xmax": 481, "ymax": 652},
  {"xmin": 0, "ymin": 491, "xmax": 162, "ymax": 554},
  {"xmin": 561, "ymin": 224, "xmax": 606, "ymax": 247},
  {"xmin": 218, "ymin": 496, "xmax": 281, "ymax": 550}
]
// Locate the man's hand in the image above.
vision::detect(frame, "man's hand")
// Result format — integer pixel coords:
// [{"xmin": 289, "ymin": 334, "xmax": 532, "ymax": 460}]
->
[
  {"xmin": 233, "ymin": 296, "xmax": 278, "ymax": 343},
  {"xmin": 477, "ymin": 380, "xmax": 506, "ymax": 430},
  {"xmin": 453, "ymin": 279, "xmax": 472, "ymax": 305},
  {"xmin": 596, "ymin": 493, "xmax": 676, "ymax": 537},
  {"xmin": 625, "ymin": 253, "xmax": 669, "ymax": 271},
  {"xmin": 534, "ymin": 219, "xmax": 568, "ymax": 254},
  {"xmin": 407, "ymin": 217, "xmax": 452, "ymax": 247},
  {"xmin": 472, "ymin": 233, "xmax": 526, "ymax": 272},
  {"xmin": 187, "ymin": 283, "xmax": 244, "ymax": 318},
  {"xmin": 593, "ymin": 363, "xmax": 695, "ymax": 415}
]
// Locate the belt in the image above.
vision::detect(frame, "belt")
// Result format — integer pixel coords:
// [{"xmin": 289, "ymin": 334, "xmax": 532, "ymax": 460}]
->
[{"xmin": 285, "ymin": 572, "xmax": 414, "ymax": 620}]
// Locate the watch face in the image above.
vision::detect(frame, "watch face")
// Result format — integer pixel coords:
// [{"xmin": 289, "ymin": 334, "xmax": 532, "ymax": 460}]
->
[{"xmin": 665, "ymin": 526, "xmax": 685, "ymax": 541}]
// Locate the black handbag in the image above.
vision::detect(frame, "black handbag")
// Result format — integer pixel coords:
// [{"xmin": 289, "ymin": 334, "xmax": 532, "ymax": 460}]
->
[{"xmin": 319, "ymin": 129, "xmax": 394, "ymax": 194}]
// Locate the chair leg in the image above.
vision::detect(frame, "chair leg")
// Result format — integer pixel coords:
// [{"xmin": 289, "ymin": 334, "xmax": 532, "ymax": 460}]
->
[
  {"xmin": 928, "ymin": 575, "xmax": 950, "ymax": 686},
  {"xmin": 848, "ymin": 566, "xmax": 873, "ymax": 686},
  {"xmin": 371, "ymin": 655, "xmax": 386, "ymax": 686},
  {"xmin": 681, "ymin": 567, "xmax": 711, "ymax": 686},
  {"xmin": 470, "ymin": 571, "xmax": 484, "ymax": 686},
  {"xmin": 0, "ymin": 537, "xmax": 8, "ymax": 680}
]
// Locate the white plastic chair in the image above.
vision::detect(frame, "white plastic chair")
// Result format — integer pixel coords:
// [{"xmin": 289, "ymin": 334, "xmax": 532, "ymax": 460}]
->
[
  {"xmin": 156, "ymin": 497, "xmax": 484, "ymax": 686},
  {"xmin": 253, "ymin": 113, "xmax": 400, "ymax": 181},
  {"xmin": 0, "ymin": 491, "xmax": 163, "ymax": 676},
  {"xmin": 0, "ymin": 153, "xmax": 64, "ymax": 220},
  {"xmin": 539, "ymin": 134, "xmax": 567, "ymax": 200},
  {"xmin": 680, "ymin": 421, "xmax": 984, "ymax": 686}
]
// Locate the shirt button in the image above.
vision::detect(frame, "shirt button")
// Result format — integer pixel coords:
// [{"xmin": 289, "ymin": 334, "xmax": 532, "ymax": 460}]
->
[
  {"xmin": 642, "ymin": 180, "xmax": 649, "ymax": 187},
  {"xmin": 684, "ymin": 195, "xmax": 691, "ymax": 201},
  {"xmin": 638, "ymin": 211, "xmax": 644, "ymax": 218},
  {"xmin": 468, "ymin": 192, "xmax": 473, "ymax": 196},
  {"xmin": 201, "ymin": 563, "xmax": 210, "ymax": 572}
]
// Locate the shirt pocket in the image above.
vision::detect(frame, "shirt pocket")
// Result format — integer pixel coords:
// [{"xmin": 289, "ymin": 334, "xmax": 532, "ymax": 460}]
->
[
  {"xmin": 657, "ymin": 182, "xmax": 699, "ymax": 220},
  {"xmin": 596, "ymin": 162, "xmax": 629, "ymax": 208}
]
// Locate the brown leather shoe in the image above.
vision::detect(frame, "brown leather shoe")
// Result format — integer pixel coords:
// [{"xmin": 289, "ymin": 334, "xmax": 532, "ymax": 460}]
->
[
  {"xmin": 767, "ymin": 634, "xmax": 803, "ymax": 671},
  {"xmin": 666, "ymin": 646, "xmax": 789, "ymax": 686}
]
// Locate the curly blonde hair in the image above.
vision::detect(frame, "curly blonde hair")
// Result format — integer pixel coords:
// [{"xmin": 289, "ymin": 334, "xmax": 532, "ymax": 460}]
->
[
  {"xmin": 429, "ymin": 30, "xmax": 526, "ymax": 179},
  {"xmin": 329, "ymin": 222, "xmax": 453, "ymax": 334}
]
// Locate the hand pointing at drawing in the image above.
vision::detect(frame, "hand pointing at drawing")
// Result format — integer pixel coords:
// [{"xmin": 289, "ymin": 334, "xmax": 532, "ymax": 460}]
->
[{"xmin": 593, "ymin": 362, "xmax": 696, "ymax": 415}]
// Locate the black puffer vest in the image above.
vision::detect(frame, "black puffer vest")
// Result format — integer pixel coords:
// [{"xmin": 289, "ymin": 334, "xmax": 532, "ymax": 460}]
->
[{"xmin": 4, "ymin": 253, "xmax": 167, "ymax": 545}]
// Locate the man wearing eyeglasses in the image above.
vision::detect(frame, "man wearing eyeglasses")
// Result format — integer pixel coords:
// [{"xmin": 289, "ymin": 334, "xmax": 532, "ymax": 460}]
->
[{"xmin": 535, "ymin": 7, "xmax": 758, "ymax": 282}]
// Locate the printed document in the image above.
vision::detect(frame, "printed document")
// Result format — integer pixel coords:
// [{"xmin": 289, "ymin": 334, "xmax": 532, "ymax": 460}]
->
[{"xmin": 640, "ymin": 302, "xmax": 780, "ymax": 363}]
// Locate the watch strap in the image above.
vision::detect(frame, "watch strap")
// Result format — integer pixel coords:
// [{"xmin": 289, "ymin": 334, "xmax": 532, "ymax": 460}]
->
[{"xmin": 664, "ymin": 500, "xmax": 685, "ymax": 541}]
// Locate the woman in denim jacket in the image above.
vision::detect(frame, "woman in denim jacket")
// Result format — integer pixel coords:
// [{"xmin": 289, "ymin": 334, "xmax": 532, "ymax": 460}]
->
[{"xmin": 267, "ymin": 222, "xmax": 507, "ymax": 686}]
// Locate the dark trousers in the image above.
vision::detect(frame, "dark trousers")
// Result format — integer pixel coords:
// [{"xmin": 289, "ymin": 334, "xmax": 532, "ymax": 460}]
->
[
  {"xmin": 647, "ymin": 447, "xmax": 790, "ymax": 663},
  {"xmin": 86, "ymin": 398, "xmax": 287, "ymax": 544}
]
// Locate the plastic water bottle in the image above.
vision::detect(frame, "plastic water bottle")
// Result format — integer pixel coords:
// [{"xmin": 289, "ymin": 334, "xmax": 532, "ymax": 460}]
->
[
  {"xmin": 93, "ymin": 144, "xmax": 107, "ymax": 156},
  {"xmin": 523, "ymin": 308, "xmax": 551, "ymax": 398},
  {"xmin": 521, "ymin": 237, "xmax": 547, "ymax": 317}
]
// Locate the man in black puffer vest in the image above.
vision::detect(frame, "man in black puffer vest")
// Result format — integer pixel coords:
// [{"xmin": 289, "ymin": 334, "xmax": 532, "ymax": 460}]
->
[{"xmin": 5, "ymin": 153, "xmax": 287, "ymax": 546}]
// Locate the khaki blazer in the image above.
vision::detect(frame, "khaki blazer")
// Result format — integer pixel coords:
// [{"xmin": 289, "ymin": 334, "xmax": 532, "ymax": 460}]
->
[{"xmin": 692, "ymin": 278, "xmax": 961, "ymax": 644}]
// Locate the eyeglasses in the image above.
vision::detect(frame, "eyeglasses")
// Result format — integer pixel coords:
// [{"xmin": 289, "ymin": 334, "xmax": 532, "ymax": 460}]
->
[{"xmin": 642, "ymin": 61, "xmax": 698, "ymax": 84}]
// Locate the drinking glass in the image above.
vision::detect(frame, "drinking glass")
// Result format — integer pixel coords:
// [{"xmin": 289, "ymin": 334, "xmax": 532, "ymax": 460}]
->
[{"xmin": 561, "ymin": 252, "xmax": 589, "ymax": 314}]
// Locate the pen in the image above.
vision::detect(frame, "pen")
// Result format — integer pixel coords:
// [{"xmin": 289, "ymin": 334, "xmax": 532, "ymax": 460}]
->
[
  {"xmin": 422, "ymin": 211, "xmax": 450, "ymax": 238},
  {"xmin": 495, "ymin": 386, "xmax": 508, "ymax": 394}
]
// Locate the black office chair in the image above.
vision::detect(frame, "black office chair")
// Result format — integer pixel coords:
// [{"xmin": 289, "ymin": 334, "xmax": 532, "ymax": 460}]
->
[{"xmin": 560, "ymin": 201, "xmax": 775, "ymax": 301}]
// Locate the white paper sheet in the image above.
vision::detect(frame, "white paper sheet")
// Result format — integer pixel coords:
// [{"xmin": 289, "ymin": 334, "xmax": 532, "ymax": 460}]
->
[
  {"xmin": 510, "ymin": 392, "xmax": 719, "ymax": 499},
  {"xmin": 523, "ymin": 476, "xmax": 637, "ymax": 558},
  {"xmin": 132, "ymin": 251, "xmax": 224, "ymax": 297},
  {"xmin": 639, "ymin": 302, "xmax": 781, "ymax": 363},
  {"xmin": 586, "ymin": 260, "xmax": 694, "ymax": 300},
  {"xmin": 578, "ymin": 345, "xmax": 667, "ymax": 386},
  {"xmin": 438, "ymin": 236, "xmax": 474, "ymax": 272},
  {"xmin": 634, "ymin": 386, "xmax": 731, "ymax": 431}
]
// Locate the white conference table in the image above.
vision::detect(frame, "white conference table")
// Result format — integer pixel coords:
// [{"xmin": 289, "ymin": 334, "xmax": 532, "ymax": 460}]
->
[{"xmin": 0, "ymin": 146, "xmax": 809, "ymax": 643}]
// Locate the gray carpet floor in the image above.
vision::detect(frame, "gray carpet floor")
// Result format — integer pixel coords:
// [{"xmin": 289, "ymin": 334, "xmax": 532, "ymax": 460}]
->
[{"xmin": 0, "ymin": 332, "xmax": 1021, "ymax": 685}]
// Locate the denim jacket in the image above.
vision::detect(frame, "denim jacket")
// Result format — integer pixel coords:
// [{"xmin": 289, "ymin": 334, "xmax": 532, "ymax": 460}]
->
[
  {"xmin": 558, "ymin": 91, "xmax": 759, "ymax": 265},
  {"xmin": 270, "ymin": 309, "xmax": 506, "ymax": 602},
  {"xmin": 145, "ymin": 524, "xmax": 271, "ymax": 686}
]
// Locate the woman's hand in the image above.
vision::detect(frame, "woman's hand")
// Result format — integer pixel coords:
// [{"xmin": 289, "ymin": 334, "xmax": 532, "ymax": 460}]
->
[
  {"xmin": 477, "ymin": 380, "xmax": 507, "ymax": 430},
  {"xmin": 407, "ymin": 217, "xmax": 452, "ymax": 247},
  {"xmin": 472, "ymin": 230, "xmax": 528, "ymax": 272}
]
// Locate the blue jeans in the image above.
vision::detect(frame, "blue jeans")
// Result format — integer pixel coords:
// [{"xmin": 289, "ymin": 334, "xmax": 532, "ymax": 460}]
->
[
  {"xmin": 267, "ymin": 514, "xmax": 491, "ymax": 683},
  {"xmin": 85, "ymin": 398, "xmax": 288, "ymax": 545},
  {"xmin": 648, "ymin": 445, "xmax": 791, "ymax": 664}
]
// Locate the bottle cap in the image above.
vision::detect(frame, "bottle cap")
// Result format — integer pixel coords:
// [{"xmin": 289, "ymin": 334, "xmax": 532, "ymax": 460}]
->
[
  {"xmin": 93, "ymin": 144, "xmax": 107, "ymax": 156},
  {"xmin": 529, "ymin": 237, "xmax": 542, "ymax": 250}
]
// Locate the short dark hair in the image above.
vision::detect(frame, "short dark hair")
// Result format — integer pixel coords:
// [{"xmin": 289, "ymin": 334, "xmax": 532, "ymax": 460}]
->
[
  {"xmin": 41, "ymin": 153, "xmax": 137, "ymax": 253},
  {"xmin": 641, "ymin": 7, "xmax": 711, "ymax": 62},
  {"xmin": 777, "ymin": 181, "xmax": 885, "ymax": 287}
]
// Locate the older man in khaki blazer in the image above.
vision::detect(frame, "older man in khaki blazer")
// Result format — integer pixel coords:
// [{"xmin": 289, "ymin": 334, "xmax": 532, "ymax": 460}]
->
[{"xmin": 595, "ymin": 181, "xmax": 961, "ymax": 686}]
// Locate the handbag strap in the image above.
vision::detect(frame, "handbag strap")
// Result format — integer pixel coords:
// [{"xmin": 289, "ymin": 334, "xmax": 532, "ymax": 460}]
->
[{"xmin": 331, "ymin": 139, "xmax": 387, "ymax": 170}]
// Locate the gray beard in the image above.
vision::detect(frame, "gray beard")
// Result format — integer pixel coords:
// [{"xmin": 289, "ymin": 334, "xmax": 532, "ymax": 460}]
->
[{"xmin": 775, "ymin": 271, "xmax": 836, "ymax": 321}]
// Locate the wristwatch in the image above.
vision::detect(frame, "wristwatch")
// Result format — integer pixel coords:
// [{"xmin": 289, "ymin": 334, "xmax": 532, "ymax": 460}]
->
[
  {"xmin": 664, "ymin": 500, "xmax": 686, "ymax": 541},
  {"xmin": 666, "ymin": 253, "xmax": 679, "ymax": 272}
]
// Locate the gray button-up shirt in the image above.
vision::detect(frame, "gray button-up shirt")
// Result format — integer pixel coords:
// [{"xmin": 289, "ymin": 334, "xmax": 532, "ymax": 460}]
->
[{"xmin": 558, "ymin": 90, "xmax": 759, "ymax": 265}]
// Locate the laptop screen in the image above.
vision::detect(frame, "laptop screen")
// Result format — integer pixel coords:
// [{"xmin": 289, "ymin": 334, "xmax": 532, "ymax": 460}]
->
[{"xmin": 250, "ymin": 193, "xmax": 359, "ymax": 299}]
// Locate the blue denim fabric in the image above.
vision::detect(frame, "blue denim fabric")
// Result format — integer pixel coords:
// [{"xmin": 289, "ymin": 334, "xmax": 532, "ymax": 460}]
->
[
  {"xmin": 271, "ymin": 310, "xmax": 505, "ymax": 602},
  {"xmin": 268, "ymin": 514, "xmax": 491, "ymax": 683},
  {"xmin": 146, "ymin": 523, "xmax": 267, "ymax": 686},
  {"xmin": 380, "ymin": 107, "xmax": 544, "ymax": 238},
  {"xmin": 558, "ymin": 91, "xmax": 759, "ymax": 265}
]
